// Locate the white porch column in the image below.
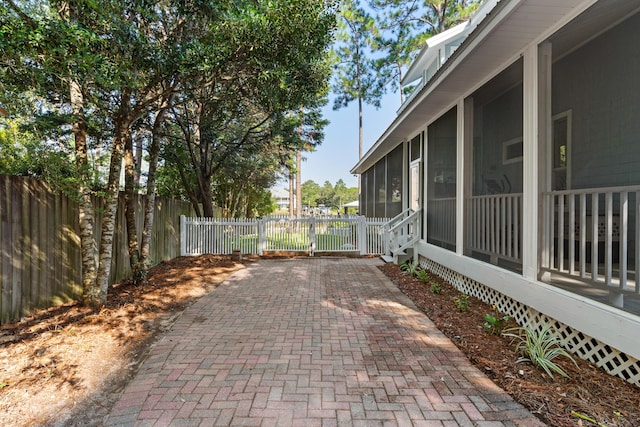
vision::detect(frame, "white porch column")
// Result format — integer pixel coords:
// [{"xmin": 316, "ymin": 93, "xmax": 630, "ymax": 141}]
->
[
  {"xmin": 402, "ymin": 140, "xmax": 409, "ymax": 212},
  {"xmin": 523, "ymin": 44, "xmax": 539, "ymax": 279},
  {"xmin": 456, "ymin": 98, "xmax": 465, "ymax": 255},
  {"xmin": 422, "ymin": 131, "xmax": 428, "ymax": 242},
  {"xmin": 538, "ymin": 42, "xmax": 553, "ymax": 281}
]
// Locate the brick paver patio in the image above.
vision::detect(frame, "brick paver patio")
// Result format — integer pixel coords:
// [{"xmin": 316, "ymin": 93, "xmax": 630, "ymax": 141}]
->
[{"xmin": 105, "ymin": 257, "xmax": 545, "ymax": 426}]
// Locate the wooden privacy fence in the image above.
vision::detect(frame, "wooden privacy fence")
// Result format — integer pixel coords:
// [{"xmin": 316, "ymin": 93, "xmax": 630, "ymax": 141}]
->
[
  {"xmin": 181, "ymin": 215, "xmax": 390, "ymax": 256},
  {"xmin": 0, "ymin": 175, "xmax": 194, "ymax": 324}
]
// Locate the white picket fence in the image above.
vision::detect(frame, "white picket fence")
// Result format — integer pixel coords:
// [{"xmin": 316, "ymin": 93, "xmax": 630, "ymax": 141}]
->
[{"xmin": 180, "ymin": 215, "xmax": 390, "ymax": 256}]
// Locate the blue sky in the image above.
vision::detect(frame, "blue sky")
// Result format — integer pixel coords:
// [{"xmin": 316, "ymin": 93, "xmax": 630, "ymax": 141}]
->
[{"xmin": 293, "ymin": 91, "xmax": 402, "ymax": 189}]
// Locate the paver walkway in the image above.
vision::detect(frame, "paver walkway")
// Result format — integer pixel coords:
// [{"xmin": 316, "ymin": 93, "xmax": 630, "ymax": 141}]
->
[{"xmin": 105, "ymin": 258, "xmax": 545, "ymax": 426}]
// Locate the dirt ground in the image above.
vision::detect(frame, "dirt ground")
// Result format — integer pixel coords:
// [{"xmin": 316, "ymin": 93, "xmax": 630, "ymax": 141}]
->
[
  {"xmin": 0, "ymin": 255, "xmax": 638, "ymax": 426},
  {"xmin": 0, "ymin": 255, "xmax": 246, "ymax": 426}
]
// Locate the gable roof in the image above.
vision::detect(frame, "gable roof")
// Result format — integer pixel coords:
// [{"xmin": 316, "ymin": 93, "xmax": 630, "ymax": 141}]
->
[
  {"xmin": 402, "ymin": 0, "xmax": 499, "ymax": 87},
  {"xmin": 402, "ymin": 21, "xmax": 469, "ymax": 87}
]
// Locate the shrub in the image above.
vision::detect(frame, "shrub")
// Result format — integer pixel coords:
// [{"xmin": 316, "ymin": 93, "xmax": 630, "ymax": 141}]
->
[
  {"xmin": 416, "ymin": 269, "xmax": 430, "ymax": 283},
  {"xmin": 483, "ymin": 313, "xmax": 510, "ymax": 335},
  {"xmin": 430, "ymin": 281, "xmax": 442, "ymax": 294},
  {"xmin": 453, "ymin": 293, "xmax": 469, "ymax": 312},
  {"xmin": 400, "ymin": 261, "xmax": 419, "ymax": 276},
  {"xmin": 504, "ymin": 325, "xmax": 578, "ymax": 379}
]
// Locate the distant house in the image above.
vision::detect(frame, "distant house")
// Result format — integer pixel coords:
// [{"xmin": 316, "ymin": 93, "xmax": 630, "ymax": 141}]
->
[
  {"xmin": 352, "ymin": 0, "xmax": 640, "ymax": 386},
  {"xmin": 271, "ymin": 188, "xmax": 292, "ymax": 211},
  {"xmin": 343, "ymin": 200, "xmax": 359, "ymax": 215}
]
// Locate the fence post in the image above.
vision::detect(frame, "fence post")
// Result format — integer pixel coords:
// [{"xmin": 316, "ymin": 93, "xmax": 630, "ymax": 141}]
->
[
  {"xmin": 180, "ymin": 215, "xmax": 186, "ymax": 256},
  {"xmin": 309, "ymin": 217, "xmax": 316, "ymax": 256},
  {"xmin": 384, "ymin": 222, "xmax": 392, "ymax": 257},
  {"xmin": 358, "ymin": 216, "xmax": 367, "ymax": 255},
  {"xmin": 258, "ymin": 218, "xmax": 265, "ymax": 256}
]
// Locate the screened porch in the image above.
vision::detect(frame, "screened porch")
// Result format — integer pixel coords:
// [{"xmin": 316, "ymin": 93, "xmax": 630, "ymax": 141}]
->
[{"xmin": 424, "ymin": 186, "xmax": 640, "ymax": 315}]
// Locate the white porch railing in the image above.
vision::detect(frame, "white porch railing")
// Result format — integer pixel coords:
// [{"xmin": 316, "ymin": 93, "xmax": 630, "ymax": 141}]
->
[
  {"xmin": 180, "ymin": 215, "xmax": 390, "ymax": 256},
  {"xmin": 385, "ymin": 208, "xmax": 421, "ymax": 259},
  {"xmin": 468, "ymin": 193, "xmax": 523, "ymax": 263},
  {"xmin": 427, "ymin": 198, "xmax": 456, "ymax": 246},
  {"xmin": 542, "ymin": 185, "xmax": 640, "ymax": 305}
]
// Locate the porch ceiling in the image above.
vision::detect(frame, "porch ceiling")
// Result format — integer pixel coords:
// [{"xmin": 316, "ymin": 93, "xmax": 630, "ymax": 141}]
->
[{"xmin": 351, "ymin": 0, "xmax": 606, "ymax": 175}]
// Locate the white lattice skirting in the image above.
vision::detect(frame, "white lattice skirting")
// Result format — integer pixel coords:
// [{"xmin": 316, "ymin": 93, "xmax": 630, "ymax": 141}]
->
[{"xmin": 419, "ymin": 256, "xmax": 640, "ymax": 387}]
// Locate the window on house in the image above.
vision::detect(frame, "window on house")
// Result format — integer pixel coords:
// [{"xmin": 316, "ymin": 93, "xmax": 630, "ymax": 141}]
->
[
  {"xmin": 552, "ymin": 111, "xmax": 571, "ymax": 190},
  {"xmin": 386, "ymin": 145, "xmax": 403, "ymax": 217},
  {"xmin": 502, "ymin": 137, "xmax": 523, "ymax": 164},
  {"xmin": 410, "ymin": 133, "xmax": 421, "ymax": 162}
]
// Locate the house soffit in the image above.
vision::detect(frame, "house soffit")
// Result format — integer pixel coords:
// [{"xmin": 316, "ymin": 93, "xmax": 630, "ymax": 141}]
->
[{"xmin": 352, "ymin": 0, "xmax": 606, "ymax": 175}]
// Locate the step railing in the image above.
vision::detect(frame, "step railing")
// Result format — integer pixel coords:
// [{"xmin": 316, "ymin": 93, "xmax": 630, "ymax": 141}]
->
[{"xmin": 384, "ymin": 208, "xmax": 421, "ymax": 259}]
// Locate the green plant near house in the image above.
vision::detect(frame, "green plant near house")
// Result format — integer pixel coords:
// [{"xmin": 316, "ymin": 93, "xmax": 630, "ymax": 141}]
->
[
  {"xmin": 453, "ymin": 293, "xmax": 469, "ymax": 312},
  {"xmin": 400, "ymin": 261, "xmax": 419, "ymax": 276},
  {"xmin": 430, "ymin": 281, "xmax": 442, "ymax": 294},
  {"xmin": 416, "ymin": 269, "xmax": 430, "ymax": 283},
  {"xmin": 483, "ymin": 313, "xmax": 510, "ymax": 335},
  {"xmin": 504, "ymin": 325, "xmax": 578, "ymax": 379}
]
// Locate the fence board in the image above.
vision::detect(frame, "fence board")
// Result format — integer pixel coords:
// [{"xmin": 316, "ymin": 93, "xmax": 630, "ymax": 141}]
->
[{"xmin": 0, "ymin": 175, "xmax": 194, "ymax": 324}]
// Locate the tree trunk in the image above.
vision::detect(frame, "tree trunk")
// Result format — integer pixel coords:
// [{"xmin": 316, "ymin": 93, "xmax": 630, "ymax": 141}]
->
[
  {"xmin": 397, "ymin": 62, "xmax": 405, "ymax": 104},
  {"xmin": 289, "ymin": 163, "xmax": 294, "ymax": 216},
  {"xmin": 124, "ymin": 130, "xmax": 141, "ymax": 283},
  {"xmin": 296, "ymin": 150, "xmax": 302, "ymax": 216},
  {"xmin": 134, "ymin": 136, "xmax": 143, "ymax": 188},
  {"xmin": 70, "ymin": 79, "xmax": 99, "ymax": 306},
  {"xmin": 95, "ymin": 95, "xmax": 131, "ymax": 303},
  {"xmin": 141, "ymin": 97, "xmax": 171, "ymax": 268},
  {"xmin": 230, "ymin": 185, "xmax": 243, "ymax": 218},
  {"xmin": 358, "ymin": 93, "xmax": 363, "ymax": 195},
  {"xmin": 200, "ymin": 177, "xmax": 215, "ymax": 217},
  {"xmin": 191, "ymin": 101, "xmax": 215, "ymax": 217}
]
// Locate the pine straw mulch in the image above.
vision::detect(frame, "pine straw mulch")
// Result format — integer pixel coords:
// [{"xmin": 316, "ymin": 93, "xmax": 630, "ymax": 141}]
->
[
  {"xmin": 0, "ymin": 255, "xmax": 246, "ymax": 426},
  {"xmin": 378, "ymin": 262, "xmax": 640, "ymax": 427}
]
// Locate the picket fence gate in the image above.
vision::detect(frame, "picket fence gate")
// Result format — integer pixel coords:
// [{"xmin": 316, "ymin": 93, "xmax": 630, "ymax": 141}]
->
[{"xmin": 180, "ymin": 215, "xmax": 390, "ymax": 256}]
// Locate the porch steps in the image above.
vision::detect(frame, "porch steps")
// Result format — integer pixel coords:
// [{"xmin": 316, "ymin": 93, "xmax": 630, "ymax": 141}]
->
[
  {"xmin": 380, "ymin": 255, "xmax": 394, "ymax": 263},
  {"xmin": 396, "ymin": 249, "xmax": 413, "ymax": 265},
  {"xmin": 380, "ymin": 248, "xmax": 413, "ymax": 265}
]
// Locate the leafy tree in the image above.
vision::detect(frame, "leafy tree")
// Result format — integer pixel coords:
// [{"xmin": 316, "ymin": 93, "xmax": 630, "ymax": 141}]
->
[
  {"xmin": 301, "ymin": 179, "xmax": 322, "ymax": 207},
  {"xmin": 162, "ymin": 0, "xmax": 335, "ymax": 218},
  {"xmin": 332, "ymin": 0, "xmax": 384, "ymax": 161},
  {"xmin": 369, "ymin": 0, "xmax": 482, "ymax": 103},
  {"xmin": 284, "ymin": 105, "xmax": 328, "ymax": 216},
  {"xmin": 316, "ymin": 180, "xmax": 335, "ymax": 206},
  {"xmin": 211, "ymin": 146, "xmax": 283, "ymax": 218},
  {"xmin": 300, "ymin": 179, "xmax": 359, "ymax": 211},
  {"xmin": 2, "ymin": 0, "xmax": 190, "ymax": 303},
  {"xmin": 2, "ymin": 0, "xmax": 128, "ymax": 305},
  {"xmin": 1, "ymin": 0, "xmax": 335, "ymax": 306},
  {"xmin": 331, "ymin": 178, "xmax": 349, "ymax": 209}
]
